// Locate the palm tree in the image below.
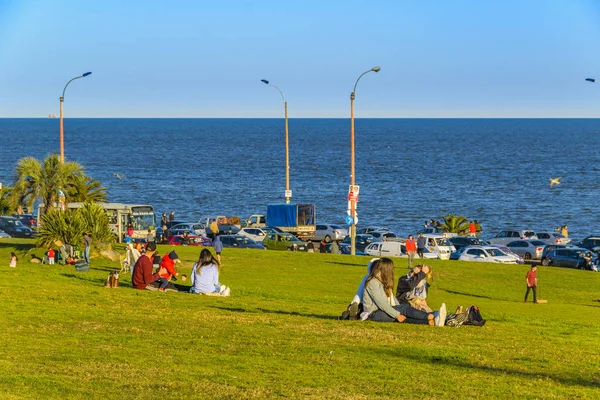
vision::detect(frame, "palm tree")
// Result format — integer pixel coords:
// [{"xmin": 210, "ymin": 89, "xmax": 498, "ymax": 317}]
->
[
  {"xmin": 12, "ymin": 154, "xmax": 84, "ymax": 212},
  {"xmin": 440, "ymin": 214, "xmax": 470, "ymax": 235},
  {"xmin": 66, "ymin": 175, "xmax": 107, "ymax": 203},
  {"xmin": 0, "ymin": 185, "xmax": 13, "ymax": 216}
]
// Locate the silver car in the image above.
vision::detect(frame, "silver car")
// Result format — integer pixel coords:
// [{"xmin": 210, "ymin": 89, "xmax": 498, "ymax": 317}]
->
[
  {"xmin": 237, "ymin": 227, "xmax": 280, "ymax": 242},
  {"xmin": 536, "ymin": 232, "xmax": 571, "ymax": 245},
  {"xmin": 169, "ymin": 223, "xmax": 206, "ymax": 236},
  {"xmin": 488, "ymin": 230, "xmax": 537, "ymax": 245},
  {"xmin": 506, "ymin": 240, "xmax": 546, "ymax": 260},
  {"xmin": 313, "ymin": 224, "xmax": 348, "ymax": 243}
]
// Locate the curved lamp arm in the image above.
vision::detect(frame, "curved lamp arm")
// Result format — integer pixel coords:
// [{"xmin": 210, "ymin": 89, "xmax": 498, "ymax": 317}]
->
[
  {"xmin": 352, "ymin": 66, "xmax": 381, "ymax": 95},
  {"xmin": 261, "ymin": 79, "xmax": 285, "ymax": 104},
  {"xmin": 62, "ymin": 72, "xmax": 92, "ymax": 99}
]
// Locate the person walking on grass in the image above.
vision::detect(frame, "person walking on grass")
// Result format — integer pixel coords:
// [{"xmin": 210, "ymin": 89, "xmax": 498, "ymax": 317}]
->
[
  {"xmin": 83, "ymin": 233, "xmax": 92, "ymax": 264},
  {"xmin": 417, "ymin": 233, "xmax": 426, "ymax": 259},
  {"xmin": 405, "ymin": 235, "xmax": 417, "ymax": 267},
  {"xmin": 524, "ymin": 265, "xmax": 538, "ymax": 303},
  {"xmin": 213, "ymin": 235, "xmax": 223, "ymax": 264},
  {"xmin": 9, "ymin": 252, "xmax": 17, "ymax": 268}
]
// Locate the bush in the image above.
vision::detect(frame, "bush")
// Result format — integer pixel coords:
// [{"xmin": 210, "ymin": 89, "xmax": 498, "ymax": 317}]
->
[{"xmin": 36, "ymin": 202, "xmax": 114, "ymax": 248}]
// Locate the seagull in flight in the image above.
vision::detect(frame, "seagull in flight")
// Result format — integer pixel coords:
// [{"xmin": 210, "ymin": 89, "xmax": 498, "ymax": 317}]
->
[
  {"xmin": 114, "ymin": 173, "xmax": 125, "ymax": 180},
  {"xmin": 549, "ymin": 177, "xmax": 562, "ymax": 187}
]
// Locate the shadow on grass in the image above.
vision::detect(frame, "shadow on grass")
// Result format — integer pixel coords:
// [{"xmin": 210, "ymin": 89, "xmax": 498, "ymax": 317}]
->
[
  {"xmin": 376, "ymin": 348, "xmax": 600, "ymax": 389},
  {"xmin": 440, "ymin": 289, "xmax": 493, "ymax": 300},
  {"xmin": 209, "ymin": 306, "xmax": 338, "ymax": 320},
  {"xmin": 324, "ymin": 261, "xmax": 363, "ymax": 267},
  {"xmin": 0, "ymin": 241, "xmax": 36, "ymax": 252}
]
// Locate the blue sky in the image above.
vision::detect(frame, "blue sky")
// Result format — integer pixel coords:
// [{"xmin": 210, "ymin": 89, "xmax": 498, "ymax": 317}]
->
[{"xmin": 2, "ymin": 0, "xmax": 600, "ymax": 117}]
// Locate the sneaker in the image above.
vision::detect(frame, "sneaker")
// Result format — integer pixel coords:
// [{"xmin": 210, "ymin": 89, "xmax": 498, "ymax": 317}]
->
[
  {"xmin": 158, "ymin": 288, "xmax": 165, "ymax": 292},
  {"xmin": 348, "ymin": 302, "xmax": 359, "ymax": 320},
  {"xmin": 222, "ymin": 287, "xmax": 231, "ymax": 297},
  {"xmin": 437, "ymin": 303, "xmax": 447, "ymax": 327}
]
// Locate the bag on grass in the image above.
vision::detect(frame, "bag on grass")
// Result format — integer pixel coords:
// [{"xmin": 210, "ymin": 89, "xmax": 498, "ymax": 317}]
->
[{"xmin": 463, "ymin": 305, "xmax": 486, "ymax": 326}]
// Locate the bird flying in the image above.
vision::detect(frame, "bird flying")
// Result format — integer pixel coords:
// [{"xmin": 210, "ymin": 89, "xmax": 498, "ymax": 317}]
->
[{"xmin": 549, "ymin": 177, "xmax": 562, "ymax": 187}]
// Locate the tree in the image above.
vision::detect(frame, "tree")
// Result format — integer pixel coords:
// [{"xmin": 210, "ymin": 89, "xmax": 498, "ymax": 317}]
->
[
  {"xmin": 0, "ymin": 185, "xmax": 13, "ymax": 216},
  {"xmin": 12, "ymin": 154, "xmax": 85, "ymax": 212},
  {"xmin": 66, "ymin": 175, "xmax": 107, "ymax": 203},
  {"xmin": 440, "ymin": 214, "xmax": 470, "ymax": 235},
  {"xmin": 35, "ymin": 201, "xmax": 114, "ymax": 248}
]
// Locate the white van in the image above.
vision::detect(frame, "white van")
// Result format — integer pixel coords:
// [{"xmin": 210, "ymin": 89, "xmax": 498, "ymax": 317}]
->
[
  {"xmin": 364, "ymin": 242, "xmax": 404, "ymax": 257},
  {"xmin": 422, "ymin": 234, "xmax": 456, "ymax": 260}
]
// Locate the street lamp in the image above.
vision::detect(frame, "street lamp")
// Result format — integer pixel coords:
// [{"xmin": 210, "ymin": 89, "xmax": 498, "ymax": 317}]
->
[
  {"xmin": 60, "ymin": 72, "xmax": 92, "ymax": 164},
  {"xmin": 350, "ymin": 66, "xmax": 380, "ymax": 255},
  {"xmin": 261, "ymin": 79, "xmax": 291, "ymax": 203}
]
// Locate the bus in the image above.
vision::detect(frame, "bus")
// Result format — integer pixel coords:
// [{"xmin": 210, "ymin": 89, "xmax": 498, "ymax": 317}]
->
[{"xmin": 38, "ymin": 202, "xmax": 156, "ymax": 242}]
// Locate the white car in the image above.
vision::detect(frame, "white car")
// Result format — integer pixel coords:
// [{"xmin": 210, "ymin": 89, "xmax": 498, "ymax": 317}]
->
[
  {"xmin": 422, "ymin": 234, "xmax": 456, "ymax": 260},
  {"xmin": 237, "ymin": 227, "xmax": 280, "ymax": 242},
  {"xmin": 536, "ymin": 232, "xmax": 572, "ymax": 245},
  {"xmin": 458, "ymin": 246, "xmax": 517, "ymax": 264},
  {"xmin": 313, "ymin": 224, "xmax": 348, "ymax": 243}
]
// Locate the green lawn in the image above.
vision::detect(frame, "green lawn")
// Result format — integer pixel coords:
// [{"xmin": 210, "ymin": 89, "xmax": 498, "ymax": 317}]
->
[{"xmin": 1, "ymin": 239, "xmax": 599, "ymax": 399}]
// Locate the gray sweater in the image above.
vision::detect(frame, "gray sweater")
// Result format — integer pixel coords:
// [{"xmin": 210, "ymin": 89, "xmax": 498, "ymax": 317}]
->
[{"xmin": 362, "ymin": 277, "xmax": 400, "ymax": 319}]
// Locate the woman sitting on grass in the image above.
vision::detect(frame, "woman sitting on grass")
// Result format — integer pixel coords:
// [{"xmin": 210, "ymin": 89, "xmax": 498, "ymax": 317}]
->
[
  {"xmin": 362, "ymin": 258, "xmax": 436, "ymax": 325},
  {"xmin": 190, "ymin": 249, "xmax": 230, "ymax": 296}
]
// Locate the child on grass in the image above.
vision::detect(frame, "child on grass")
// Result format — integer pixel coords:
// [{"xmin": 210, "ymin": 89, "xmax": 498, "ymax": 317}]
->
[{"xmin": 9, "ymin": 252, "xmax": 17, "ymax": 268}]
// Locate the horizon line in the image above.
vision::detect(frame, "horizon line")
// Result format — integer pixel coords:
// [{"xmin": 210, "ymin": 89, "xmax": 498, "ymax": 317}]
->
[{"xmin": 3, "ymin": 116, "xmax": 600, "ymax": 120}]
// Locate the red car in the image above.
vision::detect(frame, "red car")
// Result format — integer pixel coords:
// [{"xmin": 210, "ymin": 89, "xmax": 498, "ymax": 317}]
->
[{"xmin": 168, "ymin": 235, "xmax": 212, "ymax": 246}]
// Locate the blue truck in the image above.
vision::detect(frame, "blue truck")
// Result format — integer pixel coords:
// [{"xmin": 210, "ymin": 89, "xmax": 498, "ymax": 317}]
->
[{"xmin": 266, "ymin": 204, "xmax": 316, "ymax": 240}]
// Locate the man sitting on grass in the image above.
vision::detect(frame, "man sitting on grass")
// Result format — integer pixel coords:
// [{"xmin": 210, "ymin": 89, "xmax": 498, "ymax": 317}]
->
[{"xmin": 132, "ymin": 242, "xmax": 167, "ymax": 291}]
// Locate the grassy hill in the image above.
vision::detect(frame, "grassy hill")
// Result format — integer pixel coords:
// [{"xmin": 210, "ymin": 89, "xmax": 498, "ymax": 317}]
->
[{"xmin": 1, "ymin": 239, "xmax": 599, "ymax": 399}]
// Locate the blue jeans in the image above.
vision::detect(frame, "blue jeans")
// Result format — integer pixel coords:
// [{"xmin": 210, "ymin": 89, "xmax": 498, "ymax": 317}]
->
[
  {"xmin": 84, "ymin": 247, "xmax": 90, "ymax": 264},
  {"xmin": 369, "ymin": 303, "xmax": 430, "ymax": 324}
]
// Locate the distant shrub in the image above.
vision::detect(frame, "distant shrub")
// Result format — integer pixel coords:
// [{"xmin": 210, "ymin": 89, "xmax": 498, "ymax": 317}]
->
[{"xmin": 36, "ymin": 202, "xmax": 114, "ymax": 248}]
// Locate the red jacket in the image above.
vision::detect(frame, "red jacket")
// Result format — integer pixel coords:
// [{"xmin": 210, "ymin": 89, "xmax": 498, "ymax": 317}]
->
[
  {"xmin": 469, "ymin": 222, "xmax": 476, "ymax": 233},
  {"xmin": 405, "ymin": 239, "xmax": 417, "ymax": 252},
  {"xmin": 132, "ymin": 255, "xmax": 160, "ymax": 290},
  {"xmin": 159, "ymin": 254, "xmax": 178, "ymax": 280}
]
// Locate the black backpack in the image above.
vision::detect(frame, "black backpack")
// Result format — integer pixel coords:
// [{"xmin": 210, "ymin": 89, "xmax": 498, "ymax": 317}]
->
[{"xmin": 463, "ymin": 305, "xmax": 486, "ymax": 326}]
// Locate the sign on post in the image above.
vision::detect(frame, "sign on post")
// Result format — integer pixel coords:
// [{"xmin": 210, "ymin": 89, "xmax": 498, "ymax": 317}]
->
[
  {"xmin": 285, "ymin": 190, "xmax": 292, "ymax": 198},
  {"xmin": 348, "ymin": 185, "xmax": 360, "ymax": 202}
]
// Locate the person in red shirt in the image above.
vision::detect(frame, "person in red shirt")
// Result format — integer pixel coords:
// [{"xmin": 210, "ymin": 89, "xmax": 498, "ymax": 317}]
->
[
  {"xmin": 159, "ymin": 251, "xmax": 180, "ymax": 286},
  {"xmin": 524, "ymin": 265, "xmax": 537, "ymax": 303},
  {"xmin": 47, "ymin": 248, "xmax": 55, "ymax": 265},
  {"xmin": 469, "ymin": 221, "xmax": 476, "ymax": 237},
  {"xmin": 132, "ymin": 242, "xmax": 166, "ymax": 291},
  {"xmin": 405, "ymin": 235, "xmax": 417, "ymax": 268}
]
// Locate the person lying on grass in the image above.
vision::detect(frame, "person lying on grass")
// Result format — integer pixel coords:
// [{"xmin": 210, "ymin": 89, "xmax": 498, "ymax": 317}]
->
[
  {"xmin": 190, "ymin": 248, "xmax": 230, "ymax": 296},
  {"xmin": 396, "ymin": 265, "xmax": 434, "ymax": 312},
  {"xmin": 361, "ymin": 257, "xmax": 439, "ymax": 326}
]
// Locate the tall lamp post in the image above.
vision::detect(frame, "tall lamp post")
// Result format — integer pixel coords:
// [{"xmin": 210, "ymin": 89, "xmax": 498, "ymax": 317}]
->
[
  {"xmin": 60, "ymin": 72, "xmax": 92, "ymax": 164},
  {"xmin": 261, "ymin": 79, "xmax": 291, "ymax": 203},
  {"xmin": 350, "ymin": 66, "xmax": 380, "ymax": 255}
]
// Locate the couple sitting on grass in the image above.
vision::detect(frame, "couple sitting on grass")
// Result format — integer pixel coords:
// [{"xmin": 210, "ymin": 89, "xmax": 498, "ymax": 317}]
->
[
  {"xmin": 131, "ymin": 243, "xmax": 230, "ymax": 296},
  {"xmin": 347, "ymin": 257, "xmax": 446, "ymax": 326}
]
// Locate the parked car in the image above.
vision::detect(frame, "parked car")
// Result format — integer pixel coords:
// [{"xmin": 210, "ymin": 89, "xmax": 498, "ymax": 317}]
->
[
  {"xmin": 540, "ymin": 244, "xmax": 578, "ymax": 263},
  {"xmin": 400, "ymin": 245, "xmax": 439, "ymax": 259},
  {"xmin": 312, "ymin": 224, "xmax": 348, "ymax": 243},
  {"xmin": 216, "ymin": 224, "xmax": 241, "ymax": 235},
  {"xmin": 325, "ymin": 242, "xmax": 366, "ymax": 255},
  {"xmin": 364, "ymin": 241, "xmax": 405, "ymax": 257},
  {"xmin": 505, "ymin": 240, "xmax": 546, "ymax": 260},
  {"xmin": 0, "ymin": 216, "xmax": 33, "ymax": 238},
  {"xmin": 370, "ymin": 231, "xmax": 398, "ymax": 242},
  {"xmin": 422, "ymin": 234, "xmax": 455, "ymax": 260},
  {"xmin": 447, "ymin": 236, "xmax": 490, "ymax": 251},
  {"xmin": 167, "ymin": 228, "xmax": 197, "ymax": 239},
  {"xmin": 263, "ymin": 232, "xmax": 307, "ymax": 251},
  {"xmin": 458, "ymin": 246, "xmax": 517, "ymax": 264},
  {"xmin": 0, "ymin": 229, "xmax": 10, "ymax": 238},
  {"xmin": 237, "ymin": 227, "xmax": 281, "ymax": 242},
  {"xmin": 356, "ymin": 227, "xmax": 391, "ymax": 234},
  {"xmin": 542, "ymin": 247, "xmax": 597, "ymax": 269},
  {"xmin": 341, "ymin": 234, "xmax": 376, "ymax": 252},
  {"xmin": 218, "ymin": 235, "xmax": 265, "ymax": 250},
  {"xmin": 578, "ymin": 236, "xmax": 600, "ymax": 253},
  {"xmin": 12, "ymin": 214, "xmax": 37, "ymax": 228},
  {"xmin": 168, "ymin": 223, "xmax": 206, "ymax": 236},
  {"xmin": 450, "ymin": 247, "xmax": 466, "ymax": 260},
  {"xmin": 416, "ymin": 227, "xmax": 457, "ymax": 238},
  {"xmin": 536, "ymin": 232, "xmax": 571, "ymax": 245},
  {"xmin": 488, "ymin": 230, "xmax": 537, "ymax": 245},
  {"xmin": 488, "ymin": 245, "xmax": 524, "ymax": 264},
  {"xmin": 168, "ymin": 235, "xmax": 211, "ymax": 246}
]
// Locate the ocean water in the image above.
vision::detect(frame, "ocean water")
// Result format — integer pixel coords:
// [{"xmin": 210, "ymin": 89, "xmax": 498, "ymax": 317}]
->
[{"xmin": 1, "ymin": 118, "xmax": 600, "ymax": 240}]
